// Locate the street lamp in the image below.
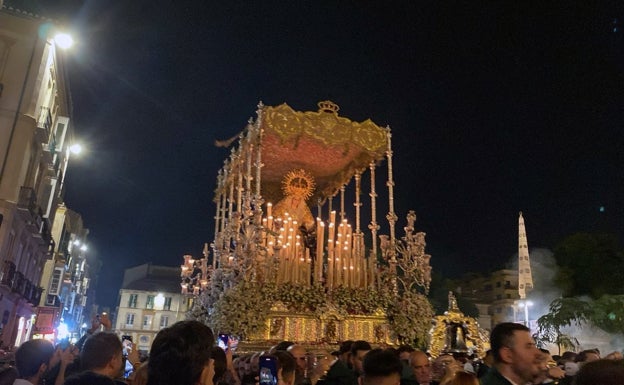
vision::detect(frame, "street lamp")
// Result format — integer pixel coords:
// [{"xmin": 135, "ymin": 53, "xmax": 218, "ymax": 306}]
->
[
  {"xmin": 54, "ymin": 33, "xmax": 74, "ymax": 49},
  {"xmin": 517, "ymin": 300, "xmax": 533, "ymax": 328},
  {"xmin": 69, "ymin": 143, "xmax": 82, "ymax": 155}
]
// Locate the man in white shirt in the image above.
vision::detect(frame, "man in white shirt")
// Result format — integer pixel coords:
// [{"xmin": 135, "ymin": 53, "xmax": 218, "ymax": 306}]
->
[{"xmin": 13, "ymin": 339, "xmax": 56, "ymax": 385}]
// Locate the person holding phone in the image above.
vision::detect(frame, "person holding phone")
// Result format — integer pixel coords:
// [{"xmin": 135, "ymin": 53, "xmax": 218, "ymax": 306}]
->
[
  {"xmin": 64, "ymin": 332, "xmax": 126, "ymax": 385},
  {"xmin": 259, "ymin": 351, "xmax": 296, "ymax": 385}
]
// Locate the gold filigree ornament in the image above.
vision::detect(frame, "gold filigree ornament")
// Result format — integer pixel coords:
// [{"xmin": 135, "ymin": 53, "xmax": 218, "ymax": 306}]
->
[{"xmin": 282, "ymin": 169, "xmax": 316, "ymax": 200}]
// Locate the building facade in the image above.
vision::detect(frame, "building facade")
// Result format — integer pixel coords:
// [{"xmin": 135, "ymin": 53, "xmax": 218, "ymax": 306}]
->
[
  {"xmin": 0, "ymin": 3, "xmax": 86, "ymax": 346},
  {"xmin": 458, "ymin": 269, "xmax": 522, "ymax": 330},
  {"xmin": 115, "ymin": 264, "xmax": 189, "ymax": 353},
  {"xmin": 35, "ymin": 205, "xmax": 99, "ymax": 341}
]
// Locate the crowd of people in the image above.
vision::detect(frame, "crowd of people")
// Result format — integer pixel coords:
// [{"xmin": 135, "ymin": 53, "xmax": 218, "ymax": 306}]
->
[{"xmin": 1, "ymin": 319, "xmax": 623, "ymax": 385}]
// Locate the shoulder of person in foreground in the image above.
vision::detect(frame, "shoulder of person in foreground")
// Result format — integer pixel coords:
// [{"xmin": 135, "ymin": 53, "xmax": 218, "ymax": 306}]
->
[{"xmin": 63, "ymin": 371, "xmax": 116, "ymax": 385}]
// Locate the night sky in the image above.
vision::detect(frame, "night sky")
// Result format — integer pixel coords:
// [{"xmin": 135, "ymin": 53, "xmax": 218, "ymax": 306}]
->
[{"xmin": 35, "ymin": 1, "xmax": 624, "ymax": 308}]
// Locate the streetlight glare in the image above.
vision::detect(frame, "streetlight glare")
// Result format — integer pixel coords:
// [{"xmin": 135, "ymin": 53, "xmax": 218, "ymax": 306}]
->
[
  {"xmin": 54, "ymin": 33, "xmax": 74, "ymax": 49},
  {"xmin": 69, "ymin": 143, "xmax": 82, "ymax": 155}
]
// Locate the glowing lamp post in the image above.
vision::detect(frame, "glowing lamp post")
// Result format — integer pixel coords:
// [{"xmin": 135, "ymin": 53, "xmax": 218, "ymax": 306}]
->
[
  {"xmin": 54, "ymin": 33, "xmax": 74, "ymax": 49},
  {"xmin": 517, "ymin": 300, "xmax": 533, "ymax": 328}
]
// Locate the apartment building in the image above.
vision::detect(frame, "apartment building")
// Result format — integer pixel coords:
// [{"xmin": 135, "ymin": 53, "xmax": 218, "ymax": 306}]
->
[
  {"xmin": 115, "ymin": 264, "xmax": 188, "ymax": 352},
  {"xmin": 0, "ymin": 3, "xmax": 80, "ymax": 346}
]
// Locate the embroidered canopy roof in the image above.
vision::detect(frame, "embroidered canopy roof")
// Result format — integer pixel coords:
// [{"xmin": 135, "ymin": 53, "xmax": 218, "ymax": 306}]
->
[{"xmin": 259, "ymin": 102, "xmax": 388, "ymax": 203}]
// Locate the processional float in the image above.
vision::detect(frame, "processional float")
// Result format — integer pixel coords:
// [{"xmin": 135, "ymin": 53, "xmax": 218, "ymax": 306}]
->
[{"xmin": 183, "ymin": 101, "xmax": 438, "ymax": 349}]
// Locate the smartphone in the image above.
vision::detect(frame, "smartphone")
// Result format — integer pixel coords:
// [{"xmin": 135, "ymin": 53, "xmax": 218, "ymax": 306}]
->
[
  {"xmin": 122, "ymin": 335, "xmax": 133, "ymax": 343},
  {"xmin": 57, "ymin": 338, "xmax": 70, "ymax": 350},
  {"xmin": 259, "ymin": 355, "xmax": 278, "ymax": 385},
  {"xmin": 218, "ymin": 333, "xmax": 229, "ymax": 350}
]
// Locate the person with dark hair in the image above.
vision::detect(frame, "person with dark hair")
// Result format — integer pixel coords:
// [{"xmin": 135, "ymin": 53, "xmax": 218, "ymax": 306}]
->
[
  {"xmin": 349, "ymin": 341, "xmax": 371, "ymax": 378},
  {"xmin": 575, "ymin": 350, "xmax": 600, "ymax": 365},
  {"xmin": 211, "ymin": 347, "xmax": 228, "ymax": 385},
  {"xmin": 359, "ymin": 348, "xmax": 402, "ymax": 385},
  {"xmin": 574, "ymin": 359, "xmax": 624, "ymax": 385},
  {"xmin": 324, "ymin": 340, "xmax": 370, "ymax": 385},
  {"xmin": 64, "ymin": 331, "xmax": 129, "ymax": 385},
  {"xmin": 147, "ymin": 320, "xmax": 215, "ymax": 385},
  {"xmin": 397, "ymin": 345, "xmax": 415, "ymax": 363},
  {"xmin": 14, "ymin": 339, "xmax": 55, "ymax": 385},
  {"xmin": 271, "ymin": 341, "xmax": 296, "ymax": 353},
  {"xmin": 332, "ymin": 341, "xmax": 354, "ymax": 367},
  {"xmin": 273, "ymin": 350, "xmax": 297, "ymax": 385},
  {"xmin": 210, "ymin": 346, "xmax": 240, "ymax": 385},
  {"xmin": 479, "ymin": 322, "xmax": 540, "ymax": 385}
]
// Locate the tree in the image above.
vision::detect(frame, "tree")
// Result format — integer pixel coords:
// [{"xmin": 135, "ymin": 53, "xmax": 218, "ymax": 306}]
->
[
  {"xmin": 552, "ymin": 233, "xmax": 624, "ymax": 298},
  {"xmin": 536, "ymin": 295, "xmax": 624, "ymax": 353}
]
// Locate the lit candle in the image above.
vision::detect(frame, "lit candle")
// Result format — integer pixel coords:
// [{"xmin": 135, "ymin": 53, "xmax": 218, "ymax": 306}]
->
[
  {"xmin": 327, "ymin": 213, "xmax": 336, "ymax": 288},
  {"xmin": 316, "ymin": 219, "xmax": 325, "ymax": 285}
]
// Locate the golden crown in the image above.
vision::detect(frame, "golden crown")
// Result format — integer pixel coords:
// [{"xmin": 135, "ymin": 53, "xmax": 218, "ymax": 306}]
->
[{"xmin": 318, "ymin": 100, "xmax": 340, "ymax": 114}]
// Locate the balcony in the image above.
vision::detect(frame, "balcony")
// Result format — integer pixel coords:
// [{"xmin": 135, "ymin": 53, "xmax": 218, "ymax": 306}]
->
[
  {"xmin": 23, "ymin": 280, "xmax": 32, "ymax": 300},
  {"xmin": 16, "ymin": 187, "xmax": 54, "ymax": 247},
  {"xmin": 12, "ymin": 272, "xmax": 25, "ymax": 294},
  {"xmin": 17, "ymin": 187, "xmax": 38, "ymax": 214},
  {"xmin": 36, "ymin": 107, "xmax": 52, "ymax": 136},
  {"xmin": 30, "ymin": 287, "xmax": 43, "ymax": 305},
  {"xmin": 39, "ymin": 217, "xmax": 52, "ymax": 245},
  {"xmin": 0, "ymin": 261, "xmax": 16, "ymax": 287}
]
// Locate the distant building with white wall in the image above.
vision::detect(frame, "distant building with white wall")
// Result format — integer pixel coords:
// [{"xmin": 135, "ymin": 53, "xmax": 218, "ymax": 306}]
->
[
  {"xmin": 115, "ymin": 264, "xmax": 189, "ymax": 352},
  {"xmin": 456, "ymin": 269, "xmax": 522, "ymax": 330}
]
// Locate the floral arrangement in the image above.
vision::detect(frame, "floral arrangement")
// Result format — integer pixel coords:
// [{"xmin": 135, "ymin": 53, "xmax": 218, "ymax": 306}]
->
[
  {"xmin": 192, "ymin": 276, "xmax": 433, "ymax": 345},
  {"xmin": 331, "ymin": 286, "xmax": 389, "ymax": 315}
]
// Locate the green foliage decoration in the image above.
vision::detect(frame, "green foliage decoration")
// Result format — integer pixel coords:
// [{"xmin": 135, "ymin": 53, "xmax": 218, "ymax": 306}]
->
[
  {"xmin": 331, "ymin": 286, "xmax": 390, "ymax": 315},
  {"xmin": 385, "ymin": 290, "xmax": 434, "ymax": 347}
]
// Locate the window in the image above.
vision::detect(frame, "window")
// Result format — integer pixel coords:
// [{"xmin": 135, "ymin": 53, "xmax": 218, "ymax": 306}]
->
[
  {"xmin": 160, "ymin": 315, "xmax": 169, "ymax": 329},
  {"xmin": 128, "ymin": 294, "xmax": 138, "ymax": 308},
  {"xmin": 164, "ymin": 297, "xmax": 172, "ymax": 311},
  {"xmin": 126, "ymin": 313, "xmax": 135, "ymax": 326},
  {"xmin": 496, "ymin": 281, "xmax": 501, "ymax": 288},
  {"xmin": 142, "ymin": 315, "xmax": 153, "ymax": 329},
  {"xmin": 146, "ymin": 295, "xmax": 155, "ymax": 309},
  {"xmin": 506, "ymin": 294, "xmax": 511, "ymax": 299}
]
